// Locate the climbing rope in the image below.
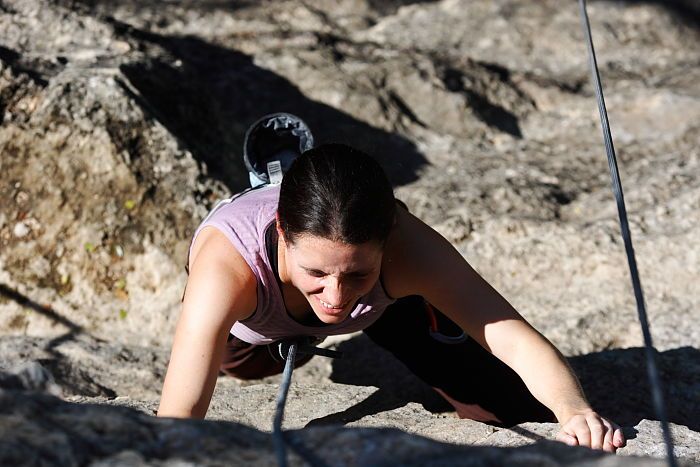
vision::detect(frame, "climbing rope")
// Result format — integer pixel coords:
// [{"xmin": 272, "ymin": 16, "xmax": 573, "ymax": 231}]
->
[
  {"xmin": 271, "ymin": 307, "xmax": 464, "ymax": 466},
  {"xmin": 577, "ymin": 1, "xmax": 677, "ymax": 465},
  {"xmin": 272, "ymin": 340, "xmax": 297, "ymax": 467},
  {"xmin": 271, "ymin": 4, "xmax": 678, "ymax": 466},
  {"xmin": 273, "ymin": 339, "xmax": 339, "ymax": 467}
]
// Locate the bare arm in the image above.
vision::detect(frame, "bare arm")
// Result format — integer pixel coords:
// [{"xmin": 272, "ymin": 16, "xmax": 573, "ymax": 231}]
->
[
  {"xmin": 157, "ymin": 229, "xmax": 256, "ymax": 419},
  {"xmin": 383, "ymin": 208, "xmax": 624, "ymax": 451}
]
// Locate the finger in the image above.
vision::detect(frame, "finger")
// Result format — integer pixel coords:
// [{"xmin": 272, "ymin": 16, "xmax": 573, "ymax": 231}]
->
[
  {"xmin": 613, "ymin": 427, "xmax": 626, "ymax": 447},
  {"xmin": 573, "ymin": 418, "xmax": 592, "ymax": 448},
  {"xmin": 586, "ymin": 415, "xmax": 605, "ymax": 450},
  {"xmin": 602, "ymin": 421, "xmax": 615, "ymax": 453},
  {"xmin": 556, "ymin": 431, "xmax": 579, "ymax": 446}
]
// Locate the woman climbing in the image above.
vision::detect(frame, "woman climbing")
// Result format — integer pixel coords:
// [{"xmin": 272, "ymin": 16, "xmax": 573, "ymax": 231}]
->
[{"xmin": 157, "ymin": 138, "xmax": 625, "ymax": 453}]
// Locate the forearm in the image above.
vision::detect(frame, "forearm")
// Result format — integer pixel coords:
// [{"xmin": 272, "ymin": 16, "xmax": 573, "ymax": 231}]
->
[
  {"xmin": 505, "ymin": 325, "xmax": 591, "ymax": 422},
  {"xmin": 158, "ymin": 361, "xmax": 218, "ymax": 419},
  {"xmin": 157, "ymin": 322, "xmax": 229, "ymax": 419}
]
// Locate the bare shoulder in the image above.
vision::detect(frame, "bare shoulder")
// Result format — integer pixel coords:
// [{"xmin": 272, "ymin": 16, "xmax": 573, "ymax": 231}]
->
[
  {"xmin": 185, "ymin": 226, "xmax": 257, "ymax": 321},
  {"xmin": 381, "ymin": 203, "xmax": 451, "ymax": 299},
  {"xmin": 190, "ymin": 226, "xmax": 235, "ymax": 271}
]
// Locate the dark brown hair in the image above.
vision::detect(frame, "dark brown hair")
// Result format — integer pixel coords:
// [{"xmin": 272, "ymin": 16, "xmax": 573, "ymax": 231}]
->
[{"xmin": 277, "ymin": 143, "xmax": 396, "ymax": 245}]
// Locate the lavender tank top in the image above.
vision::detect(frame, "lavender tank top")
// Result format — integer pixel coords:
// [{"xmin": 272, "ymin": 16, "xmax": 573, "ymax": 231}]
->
[{"xmin": 189, "ymin": 184, "xmax": 397, "ymax": 345}]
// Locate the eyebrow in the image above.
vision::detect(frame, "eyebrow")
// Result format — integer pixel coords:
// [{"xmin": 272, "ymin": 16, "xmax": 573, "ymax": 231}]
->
[{"xmin": 301, "ymin": 266, "xmax": 374, "ymax": 276}]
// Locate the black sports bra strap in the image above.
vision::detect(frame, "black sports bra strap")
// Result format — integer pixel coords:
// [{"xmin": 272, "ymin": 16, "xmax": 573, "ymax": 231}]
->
[{"xmin": 265, "ymin": 222, "xmax": 282, "ymax": 286}]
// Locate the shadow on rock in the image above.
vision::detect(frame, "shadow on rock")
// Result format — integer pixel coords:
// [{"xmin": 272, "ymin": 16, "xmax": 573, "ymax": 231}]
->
[
  {"xmin": 0, "ymin": 284, "xmax": 83, "ymax": 339},
  {"xmin": 0, "ymin": 284, "xmax": 123, "ymax": 398},
  {"xmin": 310, "ymin": 334, "xmax": 453, "ymax": 428},
  {"xmin": 0, "ymin": 283, "xmax": 87, "ymax": 356},
  {"xmin": 597, "ymin": 0, "xmax": 700, "ymax": 30},
  {"xmin": 67, "ymin": 0, "xmax": 256, "ymax": 15},
  {"xmin": 366, "ymin": 0, "xmax": 441, "ymax": 16},
  {"xmin": 0, "ymin": 386, "xmax": 644, "ymax": 467},
  {"xmin": 570, "ymin": 346, "xmax": 700, "ymax": 431},
  {"xmin": 320, "ymin": 332, "xmax": 698, "ymax": 432},
  {"xmin": 108, "ymin": 19, "xmax": 426, "ymax": 194}
]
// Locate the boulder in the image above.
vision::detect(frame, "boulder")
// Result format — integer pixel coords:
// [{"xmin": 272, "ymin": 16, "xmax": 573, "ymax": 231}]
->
[{"xmin": 1, "ymin": 0, "xmax": 698, "ymax": 465}]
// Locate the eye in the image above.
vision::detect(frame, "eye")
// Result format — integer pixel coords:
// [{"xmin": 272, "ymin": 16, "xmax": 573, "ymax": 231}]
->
[
  {"xmin": 307, "ymin": 270, "xmax": 326, "ymax": 277},
  {"xmin": 345, "ymin": 273, "xmax": 370, "ymax": 282}
]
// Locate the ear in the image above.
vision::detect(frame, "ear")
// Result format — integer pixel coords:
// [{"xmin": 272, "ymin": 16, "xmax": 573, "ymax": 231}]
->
[{"xmin": 275, "ymin": 212, "xmax": 287, "ymax": 246}]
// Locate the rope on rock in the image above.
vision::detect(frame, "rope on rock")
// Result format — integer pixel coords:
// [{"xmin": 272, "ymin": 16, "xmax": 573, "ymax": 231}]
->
[
  {"xmin": 273, "ymin": 339, "xmax": 338, "ymax": 467},
  {"xmin": 273, "ymin": 341, "xmax": 297, "ymax": 467},
  {"xmin": 577, "ymin": 1, "xmax": 676, "ymax": 465}
]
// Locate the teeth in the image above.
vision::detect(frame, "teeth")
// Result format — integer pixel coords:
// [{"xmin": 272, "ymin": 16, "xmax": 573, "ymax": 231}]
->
[{"xmin": 320, "ymin": 298, "xmax": 344, "ymax": 309}]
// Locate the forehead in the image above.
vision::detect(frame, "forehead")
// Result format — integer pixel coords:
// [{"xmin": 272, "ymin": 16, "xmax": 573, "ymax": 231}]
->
[{"xmin": 288, "ymin": 235, "xmax": 383, "ymax": 271}]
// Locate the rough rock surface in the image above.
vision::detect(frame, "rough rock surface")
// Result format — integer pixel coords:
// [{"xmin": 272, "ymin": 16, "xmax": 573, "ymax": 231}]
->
[
  {"xmin": 1, "ymin": 0, "xmax": 698, "ymax": 465},
  {"xmin": 1, "ymin": 365, "xmax": 699, "ymax": 466}
]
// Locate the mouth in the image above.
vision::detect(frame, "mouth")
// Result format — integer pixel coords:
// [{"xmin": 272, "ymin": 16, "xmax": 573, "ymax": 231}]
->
[{"xmin": 314, "ymin": 295, "xmax": 350, "ymax": 315}]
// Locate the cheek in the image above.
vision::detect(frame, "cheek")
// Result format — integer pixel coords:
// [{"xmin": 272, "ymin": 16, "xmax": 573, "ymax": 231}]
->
[{"xmin": 292, "ymin": 273, "xmax": 322, "ymax": 292}]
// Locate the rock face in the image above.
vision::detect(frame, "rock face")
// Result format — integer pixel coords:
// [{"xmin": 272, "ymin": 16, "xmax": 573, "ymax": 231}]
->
[
  {"xmin": 0, "ymin": 0, "xmax": 698, "ymax": 465},
  {"xmin": 1, "ymin": 368, "xmax": 698, "ymax": 466}
]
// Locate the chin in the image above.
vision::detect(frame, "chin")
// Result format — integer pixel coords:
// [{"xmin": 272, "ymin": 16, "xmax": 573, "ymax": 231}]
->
[{"xmin": 314, "ymin": 314, "xmax": 343, "ymax": 325}]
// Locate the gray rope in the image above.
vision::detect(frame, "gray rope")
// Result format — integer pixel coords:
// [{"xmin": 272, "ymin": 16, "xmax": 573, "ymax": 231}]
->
[
  {"xmin": 577, "ymin": 1, "xmax": 676, "ymax": 465},
  {"xmin": 273, "ymin": 341, "xmax": 297, "ymax": 467},
  {"xmin": 273, "ymin": 340, "xmax": 333, "ymax": 467}
]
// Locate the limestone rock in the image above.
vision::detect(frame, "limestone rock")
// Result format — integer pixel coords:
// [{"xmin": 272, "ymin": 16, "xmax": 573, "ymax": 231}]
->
[
  {"xmin": 0, "ymin": 0, "xmax": 698, "ymax": 465},
  {"xmin": 0, "ymin": 383, "xmax": 696, "ymax": 467},
  {"xmin": 0, "ymin": 335, "xmax": 167, "ymax": 399}
]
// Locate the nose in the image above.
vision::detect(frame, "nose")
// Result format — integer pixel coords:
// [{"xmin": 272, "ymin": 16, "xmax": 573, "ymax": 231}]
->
[{"xmin": 322, "ymin": 276, "xmax": 348, "ymax": 306}]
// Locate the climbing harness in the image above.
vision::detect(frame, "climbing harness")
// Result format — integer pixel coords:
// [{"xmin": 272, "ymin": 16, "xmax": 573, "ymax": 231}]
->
[
  {"xmin": 273, "ymin": 338, "xmax": 340, "ymax": 467},
  {"xmin": 578, "ymin": 1, "xmax": 676, "ymax": 465},
  {"xmin": 277, "ymin": 338, "xmax": 343, "ymax": 361},
  {"xmin": 270, "ymin": 306, "xmax": 464, "ymax": 467},
  {"xmin": 425, "ymin": 300, "xmax": 467, "ymax": 345}
]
